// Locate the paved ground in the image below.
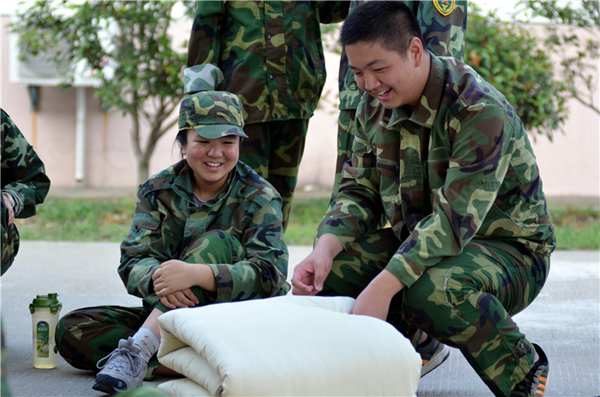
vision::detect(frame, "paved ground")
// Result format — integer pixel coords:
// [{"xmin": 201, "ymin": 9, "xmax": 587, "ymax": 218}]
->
[{"xmin": 1, "ymin": 241, "xmax": 599, "ymax": 396}]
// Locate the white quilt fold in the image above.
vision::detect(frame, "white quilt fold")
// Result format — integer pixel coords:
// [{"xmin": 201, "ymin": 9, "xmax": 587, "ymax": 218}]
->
[{"xmin": 157, "ymin": 295, "xmax": 420, "ymax": 396}]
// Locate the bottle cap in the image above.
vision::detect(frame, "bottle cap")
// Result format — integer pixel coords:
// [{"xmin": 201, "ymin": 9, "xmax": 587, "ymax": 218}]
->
[{"xmin": 29, "ymin": 293, "xmax": 62, "ymax": 315}]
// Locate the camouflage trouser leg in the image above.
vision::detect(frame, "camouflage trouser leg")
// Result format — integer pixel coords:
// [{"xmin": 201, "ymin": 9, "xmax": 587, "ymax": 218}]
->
[
  {"xmin": 55, "ymin": 305, "xmax": 150, "ymax": 372},
  {"xmin": 404, "ymin": 239, "xmax": 550, "ymax": 397},
  {"xmin": 1, "ymin": 198, "xmax": 19, "ymax": 276},
  {"xmin": 55, "ymin": 231, "xmax": 244, "ymax": 375},
  {"xmin": 320, "ymin": 229, "xmax": 549, "ymax": 397},
  {"xmin": 331, "ymin": 108, "xmax": 356, "ymax": 202},
  {"xmin": 240, "ymin": 120, "xmax": 309, "ymax": 230}
]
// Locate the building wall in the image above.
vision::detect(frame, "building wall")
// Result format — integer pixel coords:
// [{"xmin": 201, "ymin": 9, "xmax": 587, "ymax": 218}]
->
[{"xmin": 2, "ymin": 16, "xmax": 599, "ymax": 198}]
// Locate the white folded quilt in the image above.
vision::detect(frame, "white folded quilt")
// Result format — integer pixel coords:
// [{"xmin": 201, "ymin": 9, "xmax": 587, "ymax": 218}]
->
[{"xmin": 157, "ymin": 295, "xmax": 421, "ymax": 396}]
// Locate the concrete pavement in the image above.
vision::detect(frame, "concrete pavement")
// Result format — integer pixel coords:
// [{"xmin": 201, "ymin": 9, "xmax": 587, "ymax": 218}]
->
[{"xmin": 1, "ymin": 241, "xmax": 599, "ymax": 396}]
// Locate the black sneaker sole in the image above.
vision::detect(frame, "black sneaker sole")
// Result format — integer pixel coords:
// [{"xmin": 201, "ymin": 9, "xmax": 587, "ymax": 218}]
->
[{"xmin": 93, "ymin": 374, "xmax": 127, "ymax": 395}]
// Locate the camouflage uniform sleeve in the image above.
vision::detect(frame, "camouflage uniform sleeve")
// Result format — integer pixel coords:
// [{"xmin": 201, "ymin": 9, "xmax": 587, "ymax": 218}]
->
[
  {"xmin": 317, "ymin": 101, "xmax": 385, "ymax": 247},
  {"xmin": 186, "ymin": 0, "xmax": 224, "ymax": 67},
  {"xmin": 387, "ymin": 103, "xmax": 515, "ymax": 287},
  {"xmin": 207, "ymin": 193, "xmax": 289, "ymax": 302},
  {"xmin": 414, "ymin": 0, "xmax": 468, "ymax": 60},
  {"xmin": 1, "ymin": 109, "xmax": 50, "ymax": 218},
  {"xmin": 118, "ymin": 187, "xmax": 168, "ymax": 301}
]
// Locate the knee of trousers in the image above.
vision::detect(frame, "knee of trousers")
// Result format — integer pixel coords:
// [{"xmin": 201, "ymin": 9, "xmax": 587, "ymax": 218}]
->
[
  {"xmin": 401, "ymin": 266, "xmax": 476, "ymax": 338},
  {"xmin": 182, "ymin": 230, "xmax": 245, "ymax": 265},
  {"xmin": 55, "ymin": 306, "xmax": 146, "ymax": 371},
  {"xmin": 55, "ymin": 311, "xmax": 79, "ymax": 351},
  {"xmin": 55, "ymin": 311, "xmax": 99, "ymax": 371}
]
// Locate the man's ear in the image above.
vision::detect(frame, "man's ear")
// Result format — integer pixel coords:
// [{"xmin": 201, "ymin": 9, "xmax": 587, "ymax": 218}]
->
[{"xmin": 408, "ymin": 37, "xmax": 424, "ymax": 67}]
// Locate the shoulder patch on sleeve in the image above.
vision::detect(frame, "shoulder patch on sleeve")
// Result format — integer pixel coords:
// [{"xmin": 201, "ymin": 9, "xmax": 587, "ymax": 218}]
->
[{"xmin": 433, "ymin": 0, "xmax": 455, "ymax": 16}]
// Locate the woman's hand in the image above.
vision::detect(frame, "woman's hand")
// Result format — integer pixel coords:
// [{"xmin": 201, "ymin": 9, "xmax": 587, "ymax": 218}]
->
[
  {"xmin": 159, "ymin": 289, "xmax": 199, "ymax": 309},
  {"xmin": 2, "ymin": 192, "xmax": 15, "ymax": 225},
  {"xmin": 153, "ymin": 260, "xmax": 217, "ymax": 300},
  {"xmin": 153, "ymin": 260, "xmax": 197, "ymax": 296}
]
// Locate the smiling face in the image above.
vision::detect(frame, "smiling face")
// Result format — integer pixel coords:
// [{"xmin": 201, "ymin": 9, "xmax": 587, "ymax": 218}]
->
[
  {"xmin": 346, "ymin": 38, "xmax": 428, "ymax": 110},
  {"xmin": 182, "ymin": 130, "xmax": 240, "ymax": 200}
]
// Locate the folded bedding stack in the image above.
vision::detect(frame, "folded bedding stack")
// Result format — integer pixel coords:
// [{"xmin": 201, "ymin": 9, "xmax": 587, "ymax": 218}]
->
[{"xmin": 157, "ymin": 295, "xmax": 421, "ymax": 396}]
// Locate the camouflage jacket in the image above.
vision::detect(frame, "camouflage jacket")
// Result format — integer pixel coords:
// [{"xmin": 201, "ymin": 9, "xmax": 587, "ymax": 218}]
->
[
  {"xmin": 338, "ymin": 0, "xmax": 468, "ymax": 110},
  {"xmin": 1, "ymin": 109, "xmax": 50, "ymax": 218},
  {"xmin": 187, "ymin": 1, "xmax": 349, "ymax": 124},
  {"xmin": 119, "ymin": 160, "xmax": 289, "ymax": 306},
  {"xmin": 319, "ymin": 55, "xmax": 556, "ymax": 287}
]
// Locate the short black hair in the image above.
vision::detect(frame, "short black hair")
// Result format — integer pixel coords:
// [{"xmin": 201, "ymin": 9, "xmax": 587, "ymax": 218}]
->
[{"xmin": 339, "ymin": 1, "xmax": 426, "ymax": 57}]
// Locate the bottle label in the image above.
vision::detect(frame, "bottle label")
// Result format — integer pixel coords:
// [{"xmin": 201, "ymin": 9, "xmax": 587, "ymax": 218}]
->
[{"xmin": 36, "ymin": 321, "xmax": 50, "ymax": 358}]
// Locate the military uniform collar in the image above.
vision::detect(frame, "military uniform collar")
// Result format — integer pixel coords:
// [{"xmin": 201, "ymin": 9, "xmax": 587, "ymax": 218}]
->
[
  {"xmin": 388, "ymin": 53, "xmax": 445, "ymax": 129},
  {"xmin": 170, "ymin": 161, "xmax": 235, "ymax": 207}
]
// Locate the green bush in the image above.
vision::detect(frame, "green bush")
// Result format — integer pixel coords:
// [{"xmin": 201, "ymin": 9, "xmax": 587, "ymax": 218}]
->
[
  {"xmin": 14, "ymin": 195, "xmax": 599, "ymax": 250},
  {"xmin": 465, "ymin": 4, "xmax": 569, "ymax": 140}
]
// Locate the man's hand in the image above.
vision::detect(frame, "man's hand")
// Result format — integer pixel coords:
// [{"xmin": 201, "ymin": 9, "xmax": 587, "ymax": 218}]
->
[
  {"xmin": 291, "ymin": 251, "xmax": 332, "ymax": 295},
  {"xmin": 159, "ymin": 289, "xmax": 199, "ymax": 309},
  {"xmin": 291, "ymin": 234, "xmax": 343, "ymax": 295},
  {"xmin": 351, "ymin": 269, "xmax": 405, "ymax": 321}
]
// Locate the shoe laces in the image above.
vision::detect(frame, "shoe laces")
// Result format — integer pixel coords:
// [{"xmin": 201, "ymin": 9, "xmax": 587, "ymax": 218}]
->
[{"xmin": 97, "ymin": 341, "xmax": 144, "ymax": 378}]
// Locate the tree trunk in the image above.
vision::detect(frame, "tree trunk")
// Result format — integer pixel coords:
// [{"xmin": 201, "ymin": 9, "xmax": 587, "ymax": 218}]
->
[{"xmin": 137, "ymin": 156, "xmax": 150, "ymax": 185}]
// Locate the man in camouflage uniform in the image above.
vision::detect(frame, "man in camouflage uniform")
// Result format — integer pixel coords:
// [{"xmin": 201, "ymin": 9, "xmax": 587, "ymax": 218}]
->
[
  {"xmin": 1, "ymin": 109, "xmax": 50, "ymax": 275},
  {"xmin": 55, "ymin": 66, "xmax": 289, "ymax": 394},
  {"xmin": 332, "ymin": 0, "xmax": 468, "ymax": 197},
  {"xmin": 331, "ymin": 0, "xmax": 467, "ymax": 374},
  {"xmin": 187, "ymin": 1, "xmax": 349, "ymax": 229},
  {"xmin": 292, "ymin": 3, "xmax": 554, "ymax": 397}
]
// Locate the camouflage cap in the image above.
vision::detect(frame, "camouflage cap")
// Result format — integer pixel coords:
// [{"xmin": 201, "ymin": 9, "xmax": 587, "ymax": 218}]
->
[
  {"xmin": 178, "ymin": 90, "xmax": 248, "ymax": 139},
  {"xmin": 184, "ymin": 64, "xmax": 224, "ymax": 94}
]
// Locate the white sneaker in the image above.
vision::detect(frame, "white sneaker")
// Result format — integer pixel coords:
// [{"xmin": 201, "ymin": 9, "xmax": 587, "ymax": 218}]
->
[{"xmin": 93, "ymin": 337, "xmax": 147, "ymax": 394}]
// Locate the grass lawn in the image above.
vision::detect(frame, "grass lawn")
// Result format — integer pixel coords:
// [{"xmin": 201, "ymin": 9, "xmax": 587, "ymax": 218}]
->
[{"xmin": 14, "ymin": 194, "xmax": 599, "ymax": 250}]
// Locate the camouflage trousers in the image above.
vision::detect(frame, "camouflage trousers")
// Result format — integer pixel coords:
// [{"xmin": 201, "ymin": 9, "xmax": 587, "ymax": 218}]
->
[
  {"xmin": 320, "ymin": 228, "xmax": 550, "ymax": 397},
  {"xmin": 1, "ymin": 198, "xmax": 19, "ymax": 276},
  {"xmin": 55, "ymin": 230, "xmax": 245, "ymax": 376},
  {"xmin": 240, "ymin": 119, "xmax": 309, "ymax": 230}
]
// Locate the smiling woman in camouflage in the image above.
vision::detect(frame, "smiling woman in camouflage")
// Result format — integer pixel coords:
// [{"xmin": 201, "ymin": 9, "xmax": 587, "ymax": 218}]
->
[{"xmin": 54, "ymin": 66, "xmax": 289, "ymax": 394}]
